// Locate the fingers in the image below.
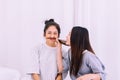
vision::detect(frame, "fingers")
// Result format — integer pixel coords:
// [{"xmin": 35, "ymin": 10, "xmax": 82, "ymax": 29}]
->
[{"xmin": 55, "ymin": 38, "xmax": 62, "ymax": 47}]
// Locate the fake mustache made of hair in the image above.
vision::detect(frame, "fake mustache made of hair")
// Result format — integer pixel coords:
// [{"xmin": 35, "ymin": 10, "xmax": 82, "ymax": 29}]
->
[
  {"xmin": 47, "ymin": 37, "xmax": 56, "ymax": 39},
  {"xmin": 47, "ymin": 38, "xmax": 69, "ymax": 46},
  {"xmin": 58, "ymin": 39, "xmax": 69, "ymax": 46}
]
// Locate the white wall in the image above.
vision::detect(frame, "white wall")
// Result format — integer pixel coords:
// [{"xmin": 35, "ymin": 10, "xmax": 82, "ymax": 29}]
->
[
  {"xmin": 75, "ymin": 0, "xmax": 120, "ymax": 80},
  {"xmin": 0, "ymin": 0, "xmax": 22, "ymax": 72},
  {"xmin": 0, "ymin": 0, "xmax": 120, "ymax": 80},
  {"xmin": 0, "ymin": 0, "xmax": 73, "ymax": 79}
]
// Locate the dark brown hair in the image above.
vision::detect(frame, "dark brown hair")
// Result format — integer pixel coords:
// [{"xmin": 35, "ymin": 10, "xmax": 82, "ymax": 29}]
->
[
  {"xmin": 70, "ymin": 26, "xmax": 94, "ymax": 76},
  {"xmin": 44, "ymin": 19, "xmax": 60, "ymax": 37}
]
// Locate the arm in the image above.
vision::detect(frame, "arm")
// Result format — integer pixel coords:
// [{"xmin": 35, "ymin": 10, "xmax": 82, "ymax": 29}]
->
[
  {"xmin": 30, "ymin": 46, "xmax": 41, "ymax": 80},
  {"xmin": 77, "ymin": 52, "xmax": 106, "ymax": 80},
  {"xmin": 55, "ymin": 39, "xmax": 63, "ymax": 80},
  {"xmin": 57, "ymin": 46, "xmax": 63, "ymax": 73},
  {"xmin": 76, "ymin": 74, "xmax": 101, "ymax": 80},
  {"xmin": 62, "ymin": 49, "xmax": 70, "ymax": 79},
  {"xmin": 87, "ymin": 53, "xmax": 106, "ymax": 80},
  {"xmin": 56, "ymin": 39, "xmax": 70, "ymax": 80},
  {"xmin": 32, "ymin": 73, "xmax": 40, "ymax": 80},
  {"xmin": 56, "ymin": 39, "xmax": 63, "ymax": 73}
]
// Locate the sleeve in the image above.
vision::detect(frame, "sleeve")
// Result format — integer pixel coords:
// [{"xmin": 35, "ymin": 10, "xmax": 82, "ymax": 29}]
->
[
  {"xmin": 62, "ymin": 49, "xmax": 70, "ymax": 79},
  {"xmin": 27, "ymin": 46, "xmax": 40, "ymax": 74},
  {"xmin": 86, "ymin": 53, "xmax": 106, "ymax": 80}
]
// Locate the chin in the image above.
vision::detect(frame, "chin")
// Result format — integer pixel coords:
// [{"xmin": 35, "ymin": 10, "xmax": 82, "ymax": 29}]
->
[{"xmin": 50, "ymin": 41, "xmax": 56, "ymax": 43}]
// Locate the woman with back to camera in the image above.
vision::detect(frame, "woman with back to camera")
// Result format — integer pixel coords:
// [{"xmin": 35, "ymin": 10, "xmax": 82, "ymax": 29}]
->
[
  {"xmin": 62, "ymin": 26, "xmax": 106, "ymax": 80},
  {"xmin": 28, "ymin": 19, "xmax": 63, "ymax": 80}
]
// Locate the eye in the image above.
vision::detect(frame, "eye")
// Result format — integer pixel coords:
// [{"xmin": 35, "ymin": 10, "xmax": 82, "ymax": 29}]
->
[
  {"xmin": 47, "ymin": 31, "xmax": 52, "ymax": 34},
  {"xmin": 54, "ymin": 32, "xmax": 57, "ymax": 35},
  {"xmin": 54, "ymin": 32, "xmax": 58, "ymax": 35}
]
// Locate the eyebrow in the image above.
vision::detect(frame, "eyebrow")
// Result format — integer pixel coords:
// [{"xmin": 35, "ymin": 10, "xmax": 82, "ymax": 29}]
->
[{"xmin": 46, "ymin": 31, "xmax": 58, "ymax": 33}]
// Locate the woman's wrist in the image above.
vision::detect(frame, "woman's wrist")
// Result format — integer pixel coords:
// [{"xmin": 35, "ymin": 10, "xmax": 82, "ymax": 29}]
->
[
  {"xmin": 55, "ymin": 72, "xmax": 62, "ymax": 80},
  {"xmin": 57, "ymin": 72, "xmax": 62, "ymax": 75},
  {"xmin": 89, "ymin": 74, "xmax": 100, "ymax": 80}
]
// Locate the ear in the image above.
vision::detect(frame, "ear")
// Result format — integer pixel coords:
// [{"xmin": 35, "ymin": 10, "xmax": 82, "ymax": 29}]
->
[{"xmin": 58, "ymin": 34, "xmax": 60, "ymax": 38}]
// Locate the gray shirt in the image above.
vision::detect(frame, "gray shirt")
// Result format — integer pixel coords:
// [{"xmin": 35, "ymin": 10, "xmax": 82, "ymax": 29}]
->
[
  {"xmin": 63, "ymin": 49, "xmax": 106, "ymax": 80},
  {"xmin": 28, "ymin": 43, "xmax": 64, "ymax": 80}
]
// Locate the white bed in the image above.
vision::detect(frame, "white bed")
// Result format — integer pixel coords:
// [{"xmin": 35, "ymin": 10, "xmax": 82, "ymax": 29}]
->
[{"xmin": 0, "ymin": 67, "xmax": 21, "ymax": 80}]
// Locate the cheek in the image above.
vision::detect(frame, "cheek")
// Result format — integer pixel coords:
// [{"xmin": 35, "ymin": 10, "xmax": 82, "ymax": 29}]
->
[
  {"xmin": 66, "ymin": 36, "xmax": 69, "ymax": 42},
  {"xmin": 55, "ymin": 34, "xmax": 59, "ymax": 38},
  {"xmin": 68, "ymin": 36, "xmax": 70, "ymax": 41},
  {"xmin": 68, "ymin": 37, "xmax": 70, "ymax": 44},
  {"xmin": 44, "ymin": 34, "xmax": 48, "ymax": 37},
  {"xmin": 44, "ymin": 33, "xmax": 50, "ymax": 38}
]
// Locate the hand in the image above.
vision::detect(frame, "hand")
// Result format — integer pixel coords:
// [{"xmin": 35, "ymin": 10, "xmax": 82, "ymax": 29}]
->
[
  {"xmin": 56, "ymin": 38, "xmax": 63, "ymax": 74},
  {"xmin": 32, "ymin": 73, "xmax": 40, "ymax": 80},
  {"xmin": 76, "ymin": 74, "xmax": 100, "ymax": 80},
  {"xmin": 76, "ymin": 74, "xmax": 92, "ymax": 80},
  {"xmin": 56, "ymin": 74, "xmax": 62, "ymax": 80},
  {"xmin": 55, "ymin": 38, "xmax": 62, "ymax": 48}
]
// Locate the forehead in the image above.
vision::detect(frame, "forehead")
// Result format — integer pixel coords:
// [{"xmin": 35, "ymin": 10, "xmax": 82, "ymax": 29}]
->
[{"xmin": 46, "ymin": 25, "xmax": 58, "ymax": 32}]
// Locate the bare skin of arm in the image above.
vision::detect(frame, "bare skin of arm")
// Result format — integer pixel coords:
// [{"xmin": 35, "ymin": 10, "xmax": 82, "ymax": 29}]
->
[
  {"xmin": 56, "ymin": 49, "xmax": 63, "ymax": 80},
  {"xmin": 32, "ymin": 73, "xmax": 40, "ymax": 80},
  {"xmin": 55, "ymin": 39, "xmax": 63, "ymax": 80},
  {"xmin": 56, "ymin": 39, "xmax": 63, "ymax": 73},
  {"xmin": 76, "ymin": 74, "xmax": 101, "ymax": 80},
  {"xmin": 57, "ymin": 46, "xmax": 63, "ymax": 73}
]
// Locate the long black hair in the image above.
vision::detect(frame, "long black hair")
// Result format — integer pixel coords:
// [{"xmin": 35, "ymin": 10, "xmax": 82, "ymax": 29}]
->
[{"xmin": 70, "ymin": 26, "xmax": 94, "ymax": 76}]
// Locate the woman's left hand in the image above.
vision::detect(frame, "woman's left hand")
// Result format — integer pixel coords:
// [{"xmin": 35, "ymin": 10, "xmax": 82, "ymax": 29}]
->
[
  {"xmin": 76, "ymin": 74, "xmax": 100, "ymax": 80},
  {"xmin": 55, "ymin": 38, "xmax": 62, "ymax": 48},
  {"xmin": 76, "ymin": 74, "xmax": 91, "ymax": 80}
]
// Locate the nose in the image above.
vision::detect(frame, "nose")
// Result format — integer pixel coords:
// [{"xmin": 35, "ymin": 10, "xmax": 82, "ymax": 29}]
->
[{"xmin": 51, "ymin": 34, "xmax": 55, "ymax": 38}]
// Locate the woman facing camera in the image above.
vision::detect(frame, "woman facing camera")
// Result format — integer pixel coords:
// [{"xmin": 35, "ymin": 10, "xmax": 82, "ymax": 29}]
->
[
  {"xmin": 28, "ymin": 19, "xmax": 63, "ymax": 80},
  {"xmin": 62, "ymin": 26, "xmax": 106, "ymax": 80}
]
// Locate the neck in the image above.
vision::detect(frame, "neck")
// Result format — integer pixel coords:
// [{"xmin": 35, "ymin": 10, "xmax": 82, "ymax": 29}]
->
[{"xmin": 46, "ymin": 41, "xmax": 56, "ymax": 47}]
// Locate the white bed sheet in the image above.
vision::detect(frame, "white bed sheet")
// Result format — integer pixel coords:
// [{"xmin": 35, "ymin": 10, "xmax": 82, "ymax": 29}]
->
[{"xmin": 0, "ymin": 67, "xmax": 21, "ymax": 80}]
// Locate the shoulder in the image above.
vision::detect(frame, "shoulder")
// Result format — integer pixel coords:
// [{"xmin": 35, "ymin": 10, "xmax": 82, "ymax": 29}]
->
[
  {"xmin": 83, "ymin": 50, "xmax": 105, "ymax": 68},
  {"xmin": 82, "ymin": 50, "xmax": 97, "ymax": 63},
  {"xmin": 34, "ymin": 43, "xmax": 45, "ymax": 50},
  {"xmin": 83, "ymin": 50, "xmax": 96, "ymax": 58},
  {"xmin": 31, "ymin": 43, "xmax": 45, "ymax": 54}
]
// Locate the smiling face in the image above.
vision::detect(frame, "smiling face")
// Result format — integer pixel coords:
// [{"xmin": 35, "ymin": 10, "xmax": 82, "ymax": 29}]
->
[{"xmin": 44, "ymin": 25, "xmax": 59, "ymax": 46}]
